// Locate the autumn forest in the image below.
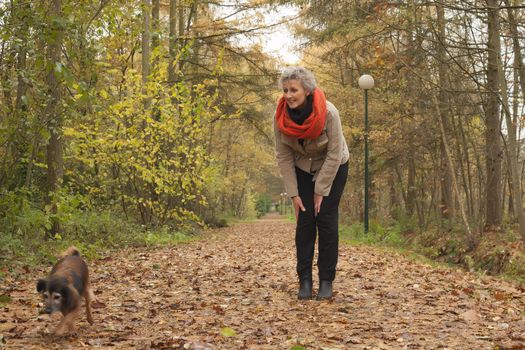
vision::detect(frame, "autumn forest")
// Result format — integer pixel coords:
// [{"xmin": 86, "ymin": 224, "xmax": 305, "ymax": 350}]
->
[{"xmin": 1, "ymin": 0, "xmax": 525, "ymax": 348}]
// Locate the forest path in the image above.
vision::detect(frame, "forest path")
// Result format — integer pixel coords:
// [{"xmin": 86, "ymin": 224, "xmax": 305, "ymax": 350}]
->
[{"xmin": 1, "ymin": 214, "xmax": 524, "ymax": 349}]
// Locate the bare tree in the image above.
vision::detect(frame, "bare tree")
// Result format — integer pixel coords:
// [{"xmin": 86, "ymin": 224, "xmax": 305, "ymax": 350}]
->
[
  {"xmin": 45, "ymin": 0, "xmax": 64, "ymax": 237},
  {"xmin": 142, "ymin": 0, "xmax": 151, "ymax": 86},
  {"xmin": 436, "ymin": 2, "xmax": 454, "ymax": 220},
  {"xmin": 485, "ymin": 0, "xmax": 503, "ymax": 228},
  {"xmin": 168, "ymin": 0, "xmax": 178, "ymax": 85}
]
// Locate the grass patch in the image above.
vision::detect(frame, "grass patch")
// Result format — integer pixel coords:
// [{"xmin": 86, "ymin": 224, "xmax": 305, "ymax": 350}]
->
[
  {"xmin": 340, "ymin": 220, "xmax": 413, "ymax": 249},
  {"xmin": 0, "ymin": 210, "xmax": 200, "ymax": 278},
  {"xmin": 339, "ymin": 221, "xmax": 449, "ymax": 269},
  {"xmin": 340, "ymin": 220, "xmax": 525, "ymax": 282},
  {"xmin": 144, "ymin": 228, "xmax": 198, "ymax": 246},
  {"xmin": 0, "ymin": 294, "xmax": 12, "ymax": 306},
  {"xmin": 223, "ymin": 215, "xmax": 258, "ymax": 225},
  {"xmin": 204, "ymin": 213, "xmax": 264, "ymax": 228}
]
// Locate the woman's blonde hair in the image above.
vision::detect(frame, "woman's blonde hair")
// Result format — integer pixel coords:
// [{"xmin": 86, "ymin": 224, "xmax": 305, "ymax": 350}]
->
[{"xmin": 278, "ymin": 66, "xmax": 317, "ymax": 93}]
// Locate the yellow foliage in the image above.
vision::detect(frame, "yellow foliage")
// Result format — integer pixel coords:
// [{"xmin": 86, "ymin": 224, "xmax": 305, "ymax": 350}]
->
[{"xmin": 66, "ymin": 67, "xmax": 221, "ymax": 227}]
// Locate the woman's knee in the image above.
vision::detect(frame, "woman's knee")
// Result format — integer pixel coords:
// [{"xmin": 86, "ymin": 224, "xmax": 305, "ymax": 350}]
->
[{"xmin": 316, "ymin": 210, "xmax": 338, "ymax": 225}]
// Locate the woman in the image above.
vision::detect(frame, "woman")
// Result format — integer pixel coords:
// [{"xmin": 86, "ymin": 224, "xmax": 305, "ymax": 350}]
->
[{"xmin": 274, "ymin": 66, "xmax": 349, "ymax": 300}]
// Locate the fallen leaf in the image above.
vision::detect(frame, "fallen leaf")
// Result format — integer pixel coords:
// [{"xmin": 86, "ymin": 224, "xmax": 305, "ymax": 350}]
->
[
  {"xmin": 220, "ymin": 327, "xmax": 236, "ymax": 337},
  {"xmin": 0, "ymin": 295, "xmax": 11, "ymax": 305},
  {"xmin": 460, "ymin": 309, "xmax": 478, "ymax": 323},
  {"xmin": 493, "ymin": 291, "xmax": 507, "ymax": 301},
  {"xmin": 2, "ymin": 218, "xmax": 524, "ymax": 349}
]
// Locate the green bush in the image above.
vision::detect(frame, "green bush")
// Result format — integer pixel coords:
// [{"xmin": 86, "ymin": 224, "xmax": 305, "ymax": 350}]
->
[
  {"xmin": 339, "ymin": 220, "xmax": 406, "ymax": 247},
  {"xmin": 0, "ymin": 200, "xmax": 196, "ymax": 269},
  {"xmin": 505, "ymin": 252, "xmax": 525, "ymax": 283},
  {"xmin": 0, "ymin": 189, "xmax": 50, "ymax": 239},
  {"xmin": 255, "ymin": 194, "xmax": 272, "ymax": 218},
  {"xmin": 204, "ymin": 216, "xmax": 229, "ymax": 228}
]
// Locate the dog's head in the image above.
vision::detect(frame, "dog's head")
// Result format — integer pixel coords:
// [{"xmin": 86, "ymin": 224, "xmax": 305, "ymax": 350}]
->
[{"xmin": 36, "ymin": 277, "xmax": 73, "ymax": 314}]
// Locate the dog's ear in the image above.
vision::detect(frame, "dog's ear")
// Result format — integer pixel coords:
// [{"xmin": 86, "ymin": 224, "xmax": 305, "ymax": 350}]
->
[{"xmin": 36, "ymin": 279, "xmax": 47, "ymax": 293}]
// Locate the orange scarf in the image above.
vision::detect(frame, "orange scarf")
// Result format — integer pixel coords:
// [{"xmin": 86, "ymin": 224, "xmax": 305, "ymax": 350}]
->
[{"xmin": 275, "ymin": 88, "xmax": 327, "ymax": 140}]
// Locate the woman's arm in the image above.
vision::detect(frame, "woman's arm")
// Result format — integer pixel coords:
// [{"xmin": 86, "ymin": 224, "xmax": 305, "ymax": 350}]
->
[
  {"xmin": 314, "ymin": 103, "xmax": 344, "ymax": 197},
  {"xmin": 274, "ymin": 117, "xmax": 299, "ymax": 198}
]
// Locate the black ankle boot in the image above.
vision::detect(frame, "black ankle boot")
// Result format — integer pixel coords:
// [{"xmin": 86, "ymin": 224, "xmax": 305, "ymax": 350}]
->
[
  {"xmin": 317, "ymin": 280, "xmax": 333, "ymax": 300},
  {"xmin": 297, "ymin": 279, "xmax": 313, "ymax": 300}
]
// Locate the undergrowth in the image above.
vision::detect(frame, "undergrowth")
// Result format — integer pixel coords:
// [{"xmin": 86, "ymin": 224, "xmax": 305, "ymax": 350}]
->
[
  {"xmin": 0, "ymin": 210, "xmax": 199, "ymax": 276},
  {"xmin": 339, "ymin": 219, "xmax": 525, "ymax": 283}
]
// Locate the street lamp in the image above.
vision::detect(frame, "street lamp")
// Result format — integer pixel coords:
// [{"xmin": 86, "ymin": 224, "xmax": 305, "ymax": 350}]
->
[{"xmin": 358, "ymin": 74, "xmax": 374, "ymax": 234}]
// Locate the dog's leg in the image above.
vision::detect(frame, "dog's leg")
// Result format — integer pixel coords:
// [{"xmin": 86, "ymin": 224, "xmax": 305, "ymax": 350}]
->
[
  {"xmin": 55, "ymin": 306, "xmax": 81, "ymax": 336},
  {"xmin": 84, "ymin": 287, "xmax": 94, "ymax": 325}
]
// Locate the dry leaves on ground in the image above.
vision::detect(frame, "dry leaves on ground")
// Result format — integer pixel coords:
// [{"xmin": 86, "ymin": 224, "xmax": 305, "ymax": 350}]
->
[{"xmin": 1, "ymin": 214, "xmax": 524, "ymax": 349}]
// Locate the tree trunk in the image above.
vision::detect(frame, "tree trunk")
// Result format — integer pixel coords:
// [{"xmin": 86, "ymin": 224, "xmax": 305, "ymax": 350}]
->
[
  {"xmin": 505, "ymin": 1, "xmax": 525, "ymax": 240},
  {"xmin": 505, "ymin": 0, "xmax": 525, "ymax": 107},
  {"xmin": 13, "ymin": 0, "xmax": 33, "ymax": 188},
  {"xmin": 142, "ymin": 0, "xmax": 151, "ymax": 86},
  {"xmin": 45, "ymin": 0, "xmax": 64, "ymax": 238},
  {"xmin": 484, "ymin": 0, "xmax": 503, "ymax": 228},
  {"xmin": 151, "ymin": 0, "xmax": 160, "ymax": 74},
  {"xmin": 436, "ymin": 3, "xmax": 454, "ymax": 220},
  {"xmin": 406, "ymin": 146, "xmax": 416, "ymax": 216},
  {"xmin": 456, "ymin": 105, "xmax": 475, "ymax": 218},
  {"xmin": 178, "ymin": 1, "xmax": 185, "ymax": 71},
  {"xmin": 191, "ymin": 1, "xmax": 199, "ymax": 83},
  {"xmin": 405, "ymin": 0, "xmax": 417, "ymax": 219},
  {"xmin": 152, "ymin": 0, "xmax": 160, "ymax": 50},
  {"xmin": 431, "ymin": 86, "xmax": 474, "ymax": 245},
  {"xmin": 168, "ymin": 0, "xmax": 177, "ymax": 85},
  {"xmin": 389, "ymin": 170, "xmax": 400, "ymax": 220},
  {"xmin": 14, "ymin": 0, "xmax": 29, "ymax": 113},
  {"xmin": 494, "ymin": 16, "xmax": 525, "ymax": 238}
]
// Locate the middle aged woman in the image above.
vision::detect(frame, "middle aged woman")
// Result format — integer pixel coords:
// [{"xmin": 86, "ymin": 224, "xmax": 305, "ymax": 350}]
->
[{"xmin": 273, "ymin": 66, "xmax": 349, "ymax": 300}]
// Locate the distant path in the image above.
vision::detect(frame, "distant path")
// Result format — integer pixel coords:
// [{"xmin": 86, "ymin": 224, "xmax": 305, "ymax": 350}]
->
[{"xmin": 2, "ymin": 215, "xmax": 524, "ymax": 349}]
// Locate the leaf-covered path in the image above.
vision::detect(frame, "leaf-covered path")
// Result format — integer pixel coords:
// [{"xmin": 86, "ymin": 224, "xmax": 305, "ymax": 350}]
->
[{"xmin": 2, "ymin": 214, "xmax": 525, "ymax": 349}]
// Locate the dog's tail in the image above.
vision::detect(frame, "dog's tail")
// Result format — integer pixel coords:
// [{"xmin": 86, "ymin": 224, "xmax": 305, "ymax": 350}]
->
[{"xmin": 60, "ymin": 246, "xmax": 81, "ymax": 258}]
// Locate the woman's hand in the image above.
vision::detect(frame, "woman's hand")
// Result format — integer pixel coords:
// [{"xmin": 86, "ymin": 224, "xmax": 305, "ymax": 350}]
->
[
  {"xmin": 292, "ymin": 196, "xmax": 306, "ymax": 221},
  {"xmin": 314, "ymin": 193, "xmax": 323, "ymax": 216}
]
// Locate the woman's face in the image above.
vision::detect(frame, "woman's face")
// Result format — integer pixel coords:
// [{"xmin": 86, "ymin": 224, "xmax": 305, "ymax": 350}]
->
[{"xmin": 282, "ymin": 79, "xmax": 309, "ymax": 109}]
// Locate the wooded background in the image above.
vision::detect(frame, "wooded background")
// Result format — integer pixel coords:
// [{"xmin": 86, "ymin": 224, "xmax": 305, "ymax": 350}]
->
[{"xmin": 1, "ymin": 0, "xmax": 525, "ymax": 272}]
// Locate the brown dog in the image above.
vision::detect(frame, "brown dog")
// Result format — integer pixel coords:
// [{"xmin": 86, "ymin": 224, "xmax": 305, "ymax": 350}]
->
[{"xmin": 36, "ymin": 246, "xmax": 94, "ymax": 335}]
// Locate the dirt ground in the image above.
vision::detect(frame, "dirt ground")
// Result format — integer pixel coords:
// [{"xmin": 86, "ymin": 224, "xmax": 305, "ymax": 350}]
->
[{"xmin": 1, "ymin": 214, "xmax": 524, "ymax": 349}]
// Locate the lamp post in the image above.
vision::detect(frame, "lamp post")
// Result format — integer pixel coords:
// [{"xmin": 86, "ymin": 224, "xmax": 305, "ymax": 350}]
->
[{"xmin": 358, "ymin": 74, "xmax": 374, "ymax": 234}]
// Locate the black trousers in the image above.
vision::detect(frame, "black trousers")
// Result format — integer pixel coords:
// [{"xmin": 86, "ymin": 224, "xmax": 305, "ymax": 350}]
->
[{"xmin": 295, "ymin": 161, "xmax": 348, "ymax": 282}]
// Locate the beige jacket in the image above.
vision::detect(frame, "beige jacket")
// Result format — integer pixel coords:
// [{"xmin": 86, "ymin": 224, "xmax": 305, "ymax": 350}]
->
[{"xmin": 274, "ymin": 100, "xmax": 350, "ymax": 198}]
